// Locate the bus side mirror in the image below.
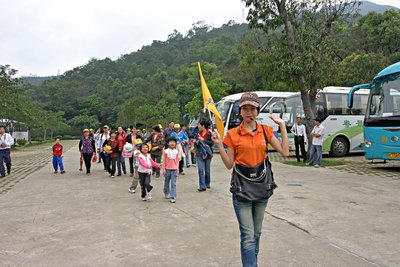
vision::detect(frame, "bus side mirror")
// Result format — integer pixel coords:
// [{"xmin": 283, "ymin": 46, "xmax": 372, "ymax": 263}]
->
[{"xmin": 348, "ymin": 83, "xmax": 371, "ymax": 109}]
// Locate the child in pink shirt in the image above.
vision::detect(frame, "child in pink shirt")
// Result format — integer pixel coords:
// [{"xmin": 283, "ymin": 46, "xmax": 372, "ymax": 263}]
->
[
  {"xmin": 162, "ymin": 137, "xmax": 179, "ymax": 203},
  {"xmin": 138, "ymin": 143, "xmax": 160, "ymax": 201}
]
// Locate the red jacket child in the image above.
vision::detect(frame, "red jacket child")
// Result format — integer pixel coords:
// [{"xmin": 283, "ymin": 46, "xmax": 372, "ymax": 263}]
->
[{"xmin": 53, "ymin": 143, "xmax": 63, "ymax": 157}]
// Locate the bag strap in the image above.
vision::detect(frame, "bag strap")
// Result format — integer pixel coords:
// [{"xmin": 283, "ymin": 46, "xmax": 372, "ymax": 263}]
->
[{"xmin": 261, "ymin": 124, "xmax": 269, "ymax": 158}]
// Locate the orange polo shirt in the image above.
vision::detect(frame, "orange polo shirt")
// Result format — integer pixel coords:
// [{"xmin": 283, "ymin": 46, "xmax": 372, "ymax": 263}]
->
[{"xmin": 223, "ymin": 123, "xmax": 273, "ymax": 166}]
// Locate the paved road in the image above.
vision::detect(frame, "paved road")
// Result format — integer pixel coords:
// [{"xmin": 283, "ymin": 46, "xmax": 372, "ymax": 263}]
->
[
  {"xmin": 0, "ymin": 140, "xmax": 77, "ymax": 195},
  {"xmin": 0, "ymin": 141, "xmax": 399, "ymax": 266}
]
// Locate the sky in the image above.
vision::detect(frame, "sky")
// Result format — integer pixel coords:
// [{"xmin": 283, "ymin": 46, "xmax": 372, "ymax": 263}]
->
[{"xmin": 1, "ymin": 0, "xmax": 399, "ymax": 77}]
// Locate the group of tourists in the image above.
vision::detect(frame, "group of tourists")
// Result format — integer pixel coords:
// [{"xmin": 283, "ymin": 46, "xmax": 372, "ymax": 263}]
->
[
  {"xmin": 68, "ymin": 121, "xmax": 214, "ymax": 203},
  {"xmin": 4, "ymin": 91, "xmax": 311, "ymax": 266}
]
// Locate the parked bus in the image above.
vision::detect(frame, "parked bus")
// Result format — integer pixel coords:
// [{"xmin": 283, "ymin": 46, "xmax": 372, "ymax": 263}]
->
[
  {"xmin": 215, "ymin": 91, "xmax": 296, "ymax": 136},
  {"xmin": 348, "ymin": 62, "xmax": 400, "ymax": 161},
  {"xmin": 281, "ymin": 86, "xmax": 369, "ymax": 157}
]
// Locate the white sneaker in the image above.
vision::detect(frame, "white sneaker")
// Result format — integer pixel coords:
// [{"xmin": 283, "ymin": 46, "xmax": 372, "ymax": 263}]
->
[
  {"xmin": 147, "ymin": 192, "xmax": 152, "ymax": 200},
  {"xmin": 165, "ymin": 194, "xmax": 171, "ymax": 199},
  {"xmin": 129, "ymin": 188, "xmax": 136, "ymax": 193},
  {"xmin": 170, "ymin": 198, "xmax": 176, "ymax": 203},
  {"xmin": 192, "ymin": 164, "xmax": 196, "ymax": 167},
  {"xmin": 141, "ymin": 197, "xmax": 147, "ymax": 201},
  {"xmin": 314, "ymin": 164, "xmax": 320, "ymax": 168}
]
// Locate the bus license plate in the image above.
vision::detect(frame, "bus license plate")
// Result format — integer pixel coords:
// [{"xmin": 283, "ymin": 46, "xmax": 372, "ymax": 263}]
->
[{"xmin": 387, "ymin": 153, "xmax": 400, "ymax": 158}]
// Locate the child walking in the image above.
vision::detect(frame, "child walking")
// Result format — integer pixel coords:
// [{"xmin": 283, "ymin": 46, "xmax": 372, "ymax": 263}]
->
[
  {"xmin": 128, "ymin": 138, "xmax": 142, "ymax": 194},
  {"xmin": 52, "ymin": 138, "xmax": 65, "ymax": 174},
  {"xmin": 162, "ymin": 137, "xmax": 179, "ymax": 203},
  {"xmin": 138, "ymin": 143, "xmax": 160, "ymax": 201}
]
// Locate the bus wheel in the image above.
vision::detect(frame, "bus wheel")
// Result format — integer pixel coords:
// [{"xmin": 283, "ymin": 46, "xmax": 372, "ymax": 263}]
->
[{"xmin": 330, "ymin": 137, "xmax": 349, "ymax": 157}]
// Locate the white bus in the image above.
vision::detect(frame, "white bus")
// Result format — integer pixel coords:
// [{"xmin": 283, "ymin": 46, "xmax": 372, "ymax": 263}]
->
[
  {"xmin": 281, "ymin": 86, "xmax": 370, "ymax": 157},
  {"xmin": 215, "ymin": 91, "xmax": 296, "ymax": 136}
]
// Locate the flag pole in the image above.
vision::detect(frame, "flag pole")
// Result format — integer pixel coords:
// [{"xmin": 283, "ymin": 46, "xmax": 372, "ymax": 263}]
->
[{"xmin": 206, "ymin": 107, "xmax": 213, "ymax": 131}]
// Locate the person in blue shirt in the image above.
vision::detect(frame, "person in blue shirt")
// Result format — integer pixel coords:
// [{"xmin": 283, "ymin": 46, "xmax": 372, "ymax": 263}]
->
[{"xmin": 170, "ymin": 124, "xmax": 189, "ymax": 175}]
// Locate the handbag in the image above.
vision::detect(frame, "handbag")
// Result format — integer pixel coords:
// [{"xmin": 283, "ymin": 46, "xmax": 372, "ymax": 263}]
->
[{"xmin": 230, "ymin": 125, "xmax": 277, "ymax": 202}]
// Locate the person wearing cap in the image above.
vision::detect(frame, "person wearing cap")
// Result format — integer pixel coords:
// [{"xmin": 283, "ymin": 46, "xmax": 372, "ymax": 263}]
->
[
  {"xmin": 79, "ymin": 129, "xmax": 96, "ymax": 175},
  {"xmin": 0, "ymin": 126, "xmax": 14, "ymax": 178},
  {"xmin": 211, "ymin": 92, "xmax": 289, "ymax": 267},
  {"xmin": 171, "ymin": 123, "xmax": 189, "ymax": 175},
  {"xmin": 144, "ymin": 125, "xmax": 164, "ymax": 178},
  {"xmin": 97, "ymin": 125, "xmax": 110, "ymax": 171},
  {"xmin": 307, "ymin": 118, "xmax": 325, "ymax": 167}
]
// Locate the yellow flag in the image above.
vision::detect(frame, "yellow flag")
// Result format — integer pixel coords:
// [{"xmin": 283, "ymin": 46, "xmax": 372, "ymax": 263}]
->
[{"xmin": 197, "ymin": 62, "xmax": 224, "ymax": 136}]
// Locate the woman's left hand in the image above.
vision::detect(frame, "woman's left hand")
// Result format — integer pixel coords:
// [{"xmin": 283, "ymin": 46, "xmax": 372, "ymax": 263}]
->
[{"xmin": 269, "ymin": 115, "xmax": 285, "ymax": 126}]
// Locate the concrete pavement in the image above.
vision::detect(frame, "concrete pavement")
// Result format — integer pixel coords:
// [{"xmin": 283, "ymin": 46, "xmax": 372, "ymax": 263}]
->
[{"xmin": 0, "ymin": 141, "xmax": 399, "ymax": 266}]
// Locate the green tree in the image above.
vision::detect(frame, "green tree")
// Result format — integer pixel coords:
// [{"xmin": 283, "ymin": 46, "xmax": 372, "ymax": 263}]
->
[
  {"xmin": 335, "ymin": 52, "xmax": 390, "ymax": 86},
  {"xmin": 243, "ymin": 0, "xmax": 359, "ymax": 133}
]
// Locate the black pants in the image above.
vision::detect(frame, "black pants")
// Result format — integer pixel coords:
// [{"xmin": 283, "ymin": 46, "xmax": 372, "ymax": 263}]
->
[
  {"xmin": 106, "ymin": 157, "xmax": 116, "ymax": 176},
  {"xmin": 294, "ymin": 136, "xmax": 307, "ymax": 162},
  {"xmin": 179, "ymin": 159, "xmax": 184, "ymax": 173},
  {"xmin": 151, "ymin": 153, "xmax": 161, "ymax": 176},
  {"xmin": 100, "ymin": 152, "xmax": 107, "ymax": 170},
  {"xmin": 139, "ymin": 172, "xmax": 153, "ymax": 198},
  {"xmin": 129, "ymin": 156, "xmax": 134, "ymax": 175},
  {"xmin": 82, "ymin": 153, "xmax": 93, "ymax": 174}
]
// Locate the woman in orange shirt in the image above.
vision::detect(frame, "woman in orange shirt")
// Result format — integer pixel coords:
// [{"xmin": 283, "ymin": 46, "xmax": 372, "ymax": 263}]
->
[{"xmin": 212, "ymin": 92, "xmax": 289, "ymax": 267}]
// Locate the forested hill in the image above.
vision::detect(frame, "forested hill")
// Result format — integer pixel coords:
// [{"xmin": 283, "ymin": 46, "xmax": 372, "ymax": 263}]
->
[
  {"xmin": 29, "ymin": 21, "xmax": 250, "ymax": 130},
  {"xmin": 27, "ymin": 6, "xmax": 400, "ymax": 133}
]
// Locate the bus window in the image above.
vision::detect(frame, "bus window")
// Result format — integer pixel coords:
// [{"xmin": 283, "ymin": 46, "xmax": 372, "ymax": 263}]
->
[
  {"xmin": 326, "ymin": 93, "xmax": 348, "ymax": 115},
  {"xmin": 258, "ymin": 97, "xmax": 270, "ymax": 110},
  {"xmin": 392, "ymin": 88, "xmax": 400, "ymax": 115},
  {"xmin": 351, "ymin": 94, "xmax": 368, "ymax": 115},
  {"xmin": 216, "ymin": 101, "xmax": 231, "ymax": 124},
  {"xmin": 315, "ymin": 96, "xmax": 326, "ymax": 120},
  {"xmin": 228, "ymin": 100, "xmax": 241, "ymax": 129}
]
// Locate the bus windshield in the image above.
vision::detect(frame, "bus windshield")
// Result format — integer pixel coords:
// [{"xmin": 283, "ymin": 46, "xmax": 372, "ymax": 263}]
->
[
  {"xmin": 216, "ymin": 101, "xmax": 231, "ymax": 124},
  {"xmin": 368, "ymin": 76, "xmax": 400, "ymax": 119}
]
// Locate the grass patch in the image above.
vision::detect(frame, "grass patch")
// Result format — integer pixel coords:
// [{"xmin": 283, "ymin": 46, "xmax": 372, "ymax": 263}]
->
[{"xmin": 283, "ymin": 160, "xmax": 347, "ymax": 167}]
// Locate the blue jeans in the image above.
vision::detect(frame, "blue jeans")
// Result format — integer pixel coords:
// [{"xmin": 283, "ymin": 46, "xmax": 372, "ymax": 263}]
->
[
  {"xmin": 183, "ymin": 143, "xmax": 190, "ymax": 166},
  {"xmin": 308, "ymin": 144, "xmax": 322, "ymax": 165},
  {"xmin": 52, "ymin": 156, "xmax": 64, "ymax": 171},
  {"xmin": 117, "ymin": 151, "xmax": 126, "ymax": 175},
  {"xmin": 0, "ymin": 149, "xmax": 11, "ymax": 176},
  {"xmin": 233, "ymin": 194, "xmax": 269, "ymax": 267},
  {"xmin": 164, "ymin": 169, "xmax": 178, "ymax": 199},
  {"xmin": 196, "ymin": 155, "xmax": 211, "ymax": 189}
]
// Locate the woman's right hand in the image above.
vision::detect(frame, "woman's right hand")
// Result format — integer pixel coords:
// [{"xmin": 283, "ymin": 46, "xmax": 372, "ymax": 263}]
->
[{"xmin": 211, "ymin": 130, "xmax": 222, "ymax": 146}]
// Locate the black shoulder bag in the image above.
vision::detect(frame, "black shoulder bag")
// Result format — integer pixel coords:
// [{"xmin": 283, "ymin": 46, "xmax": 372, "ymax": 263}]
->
[{"xmin": 230, "ymin": 125, "xmax": 277, "ymax": 202}]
